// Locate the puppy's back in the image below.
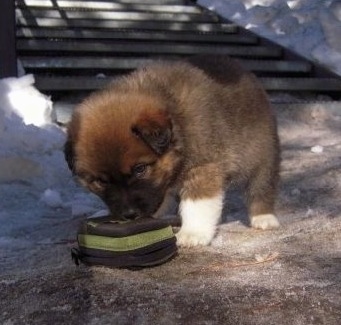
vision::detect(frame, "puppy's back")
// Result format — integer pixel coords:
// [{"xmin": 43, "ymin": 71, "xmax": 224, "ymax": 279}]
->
[
  {"xmin": 107, "ymin": 56, "xmax": 278, "ymax": 171},
  {"xmin": 186, "ymin": 55, "xmax": 246, "ymax": 85}
]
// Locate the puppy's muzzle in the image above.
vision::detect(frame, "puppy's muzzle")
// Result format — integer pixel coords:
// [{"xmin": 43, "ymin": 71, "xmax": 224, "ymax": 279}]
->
[{"xmin": 120, "ymin": 208, "xmax": 140, "ymax": 220}]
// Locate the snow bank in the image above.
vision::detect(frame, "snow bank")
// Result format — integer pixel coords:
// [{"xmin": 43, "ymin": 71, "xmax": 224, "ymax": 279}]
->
[
  {"xmin": 0, "ymin": 75, "xmax": 104, "ymax": 222},
  {"xmin": 0, "ymin": 75, "xmax": 66, "ymax": 186},
  {"xmin": 199, "ymin": 0, "xmax": 341, "ymax": 76}
]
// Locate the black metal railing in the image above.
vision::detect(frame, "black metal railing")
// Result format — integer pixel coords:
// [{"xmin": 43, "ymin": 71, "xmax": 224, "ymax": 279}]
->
[{"xmin": 0, "ymin": 0, "xmax": 17, "ymax": 78}]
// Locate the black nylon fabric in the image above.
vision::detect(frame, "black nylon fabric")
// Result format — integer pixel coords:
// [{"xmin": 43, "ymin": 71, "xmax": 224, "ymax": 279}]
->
[
  {"xmin": 72, "ymin": 216, "xmax": 177, "ymax": 268},
  {"xmin": 72, "ymin": 241, "xmax": 177, "ymax": 268}
]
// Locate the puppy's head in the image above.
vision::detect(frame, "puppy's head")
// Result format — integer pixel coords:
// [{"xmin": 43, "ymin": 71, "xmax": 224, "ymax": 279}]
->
[{"xmin": 65, "ymin": 91, "xmax": 180, "ymax": 219}]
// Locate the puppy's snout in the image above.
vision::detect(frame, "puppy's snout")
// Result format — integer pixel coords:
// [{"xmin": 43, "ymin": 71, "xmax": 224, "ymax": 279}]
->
[{"xmin": 121, "ymin": 208, "xmax": 139, "ymax": 220}]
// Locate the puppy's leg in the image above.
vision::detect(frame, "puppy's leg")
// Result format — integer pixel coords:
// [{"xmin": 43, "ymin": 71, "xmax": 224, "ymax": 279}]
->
[
  {"xmin": 177, "ymin": 193, "xmax": 223, "ymax": 246},
  {"xmin": 176, "ymin": 164, "xmax": 224, "ymax": 247},
  {"xmin": 246, "ymin": 161, "xmax": 280, "ymax": 230}
]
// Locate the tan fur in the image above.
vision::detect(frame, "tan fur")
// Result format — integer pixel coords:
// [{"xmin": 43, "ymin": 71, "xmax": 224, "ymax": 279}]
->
[{"xmin": 65, "ymin": 55, "xmax": 280, "ymax": 237}]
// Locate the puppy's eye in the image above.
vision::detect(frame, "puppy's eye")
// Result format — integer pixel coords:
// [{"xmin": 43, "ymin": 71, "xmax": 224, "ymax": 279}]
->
[{"xmin": 131, "ymin": 163, "xmax": 147, "ymax": 179}]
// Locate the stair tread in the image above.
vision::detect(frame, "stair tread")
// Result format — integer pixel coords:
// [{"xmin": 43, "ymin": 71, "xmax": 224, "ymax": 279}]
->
[
  {"xmin": 54, "ymin": 100, "xmax": 341, "ymax": 124},
  {"xmin": 16, "ymin": 8, "xmax": 215, "ymax": 22},
  {"xmin": 33, "ymin": 75, "xmax": 341, "ymax": 92},
  {"xmin": 21, "ymin": 56, "xmax": 312, "ymax": 73},
  {"xmin": 17, "ymin": 39, "xmax": 281, "ymax": 57},
  {"xmin": 17, "ymin": 17, "xmax": 234, "ymax": 32},
  {"xmin": 17, "ymin": 27, "xmax": 257, "ymax": 44},
  {"xmin": 70, "ymin": 0, "xmax": 190, "ymax": 3},
  {"xmin": 262, "ymin": 77, "xmax": 341, "ymax": 91},
  {"xmin": 17, "ymin": 0, "xmax": 202, "ymax": 13}
]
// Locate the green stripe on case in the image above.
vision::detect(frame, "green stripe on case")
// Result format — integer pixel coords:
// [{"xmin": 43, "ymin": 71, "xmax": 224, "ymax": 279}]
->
[{"xmin": 78, "ymin": 226, "xmax": 174, "ymax": 252}]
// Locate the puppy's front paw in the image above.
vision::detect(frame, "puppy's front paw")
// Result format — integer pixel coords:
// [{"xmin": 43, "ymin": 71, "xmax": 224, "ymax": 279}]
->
[
  {"xmin": 251, "ymin": 214, "xmax": 280, "ymax": 230},
  {"xmin": 176, "ymin": 229, "xmax": 214, "ymax": 247},
  {"xmin": 177, "ymin": 193, "xmax": 223, "ymax": 247}
]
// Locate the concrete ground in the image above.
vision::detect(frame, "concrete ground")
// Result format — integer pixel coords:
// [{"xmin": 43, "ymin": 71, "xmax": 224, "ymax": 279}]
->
[{"xmin": 1, "ymin": 103, "xmax": 341, "ymax": 325}]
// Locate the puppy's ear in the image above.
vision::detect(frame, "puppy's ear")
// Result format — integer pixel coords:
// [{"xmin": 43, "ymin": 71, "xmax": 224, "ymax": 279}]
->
[{"xmin": 132, "ymin": 110, "xmax": 172, "ymax": 155}]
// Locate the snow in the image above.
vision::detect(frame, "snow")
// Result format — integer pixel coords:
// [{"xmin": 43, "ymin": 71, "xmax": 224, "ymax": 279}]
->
[
  {"xmin": 199, "ymin": 0, "xmax": 341, "ymax": 76},
  {"xmin": 310, "ymin": 145, "xmax": 324, "ymax": 154},
  {"xmin": 0, "ymin": 75, "xmax": 104, "ymax": 248},
  {"xmin": 2, "ymin": 74, "xmax": 54, "ymax": 126}
]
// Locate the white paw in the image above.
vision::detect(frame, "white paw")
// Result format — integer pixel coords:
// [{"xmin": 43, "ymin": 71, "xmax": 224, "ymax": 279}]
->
[
  {"xmin": 176, "ymin": 229, "xmax": 214, "ymax": 247},
  {"xmin": 177, "ymin": 193, "xmax": 223, "ymax": 247},
  {"xmin": 251, "ymin": 214, "xmax": 280, "ymax": 230}
]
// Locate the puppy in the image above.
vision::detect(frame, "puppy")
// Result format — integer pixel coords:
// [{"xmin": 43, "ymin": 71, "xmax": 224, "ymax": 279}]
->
[{"xmin": 64, "ymin": 55, "xmax": 280, "ymax": 247}]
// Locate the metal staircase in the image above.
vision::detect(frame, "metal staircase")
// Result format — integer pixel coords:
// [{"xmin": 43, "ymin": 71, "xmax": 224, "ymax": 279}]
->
[{"xmin": 15, "ymin": 0, "xmax": 341, "ymax": 100}]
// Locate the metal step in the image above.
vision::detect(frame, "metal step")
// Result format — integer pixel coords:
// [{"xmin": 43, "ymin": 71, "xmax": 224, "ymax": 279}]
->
[
  {"xmin": 17, "ymin": 0, "xmax": 190, "ymax": 4},
  {"xmin": 17, "ymin": 39, "xmax": 281, "ymax": 58},
  {"xmin": 54, "ymin": 100, "xmax": 341, "ymax": 125},
  {"xmin": 262, "ymin": 78, "xmax": 341, "ymax": 92},
  {"xmin": 273, "ymin": 102, "xmax": 341, "ymax": 111},
  {"xmin": 16, "ymin": 17, "xmax": 234, "ymax": 32},
  {"xmin": 68, "ymin": 0, "xmax": 190, "ymax": 4},
  {"xmin": 16, "ymin": 8, "xmax": 215, "ymax": 22},
  {"xmin": 33, "ymin": 76, "xmax": 341, "ymax": 92},
  {"xmin": 86, "ymin": 0, "xmax": 190, "ymax": 4},
  {"xmin": 21, "ymin": 57, "xmax": 312, "ymax": 75},
  {"xmin": 17, "ymin": 27, "xmax": 258, "ymax": 44},
  {"xmin": 16, "ymin": 0, "xmax": 203, "ymax": 14}
]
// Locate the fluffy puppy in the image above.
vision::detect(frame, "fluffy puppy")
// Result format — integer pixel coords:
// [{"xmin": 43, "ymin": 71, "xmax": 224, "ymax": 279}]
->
[{"xmin": 64, "ymin": 55, "xmax": 280, "ymax": 247}]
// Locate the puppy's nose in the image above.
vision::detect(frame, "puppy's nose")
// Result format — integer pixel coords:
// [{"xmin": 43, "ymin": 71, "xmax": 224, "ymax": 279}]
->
[{"xmin": 121, "ymin": 208, "xmax": 139, "ymax": 220}]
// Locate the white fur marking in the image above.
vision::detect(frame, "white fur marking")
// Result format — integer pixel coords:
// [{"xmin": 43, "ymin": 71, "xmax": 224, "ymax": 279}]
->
[
  {"xmin": 176, "ymin": 193, "xmax": 223, "ymax": 247},
  {"xmin": 251, "ymin": 214, "xmax": 280, "ymax": 230}
]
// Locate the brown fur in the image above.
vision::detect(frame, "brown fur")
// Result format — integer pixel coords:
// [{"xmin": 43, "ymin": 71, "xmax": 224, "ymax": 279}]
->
[{"xmin": 65, "ymin": 55, "xmax": 280, "ymax": 225}]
